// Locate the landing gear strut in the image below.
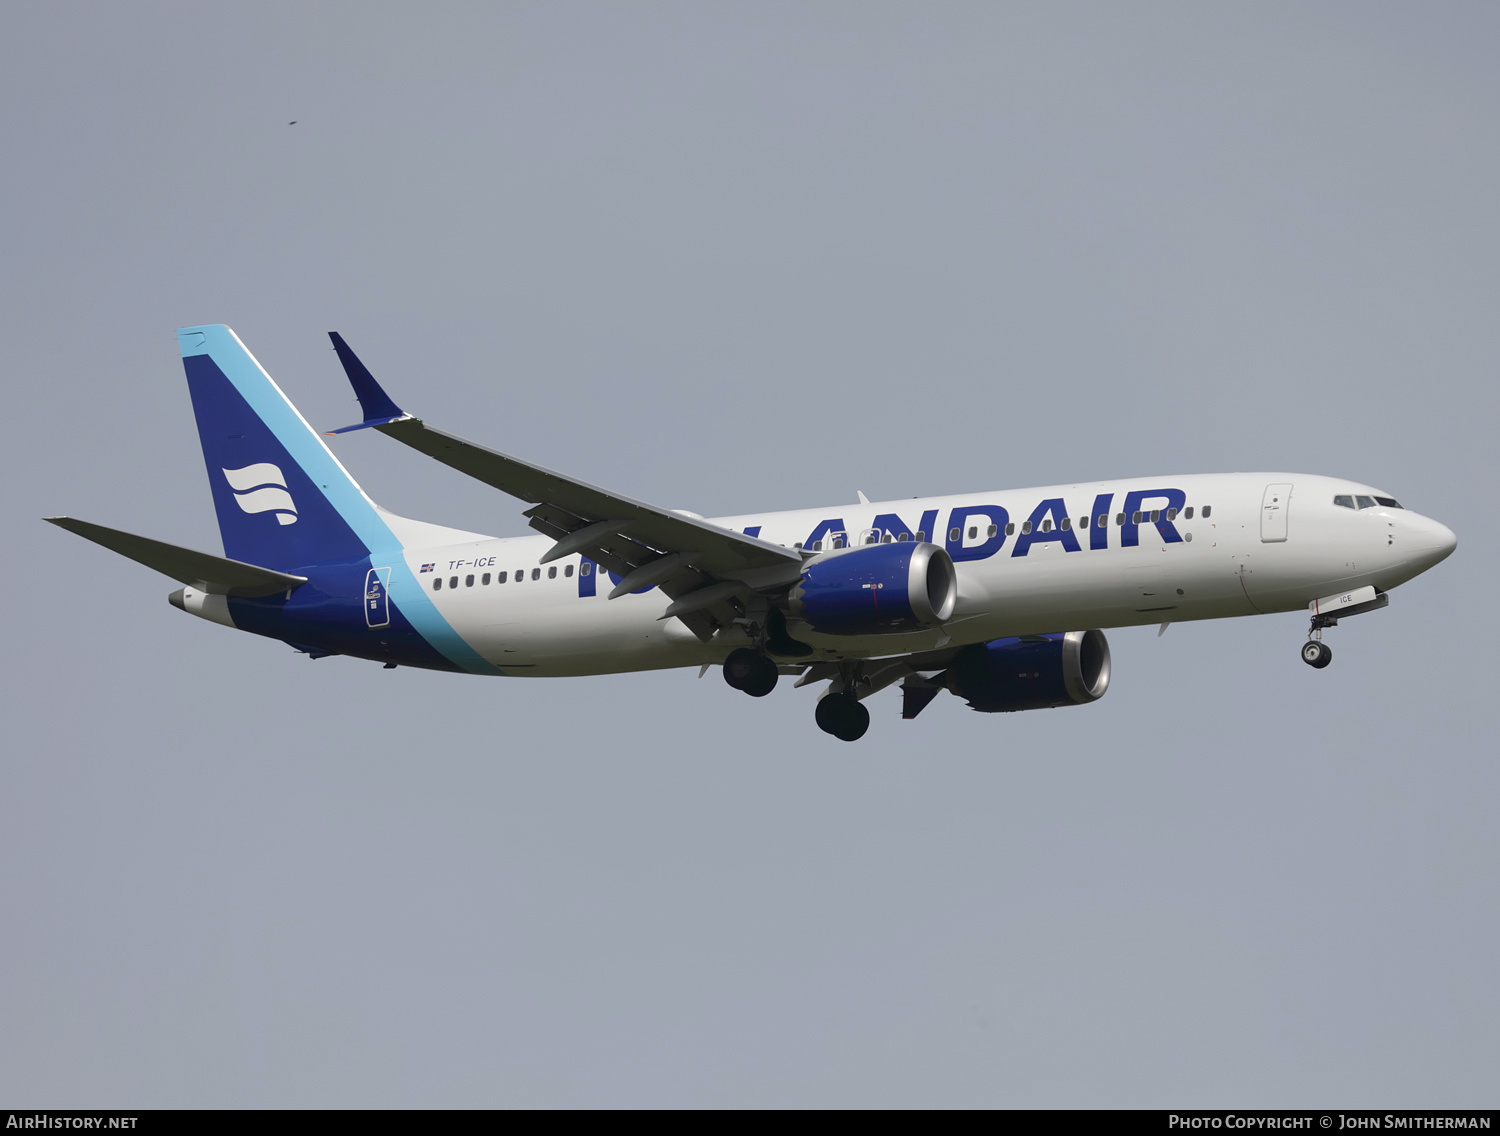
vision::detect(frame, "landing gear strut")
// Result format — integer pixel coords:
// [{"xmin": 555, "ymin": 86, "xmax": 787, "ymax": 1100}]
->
[
  {"xmin": 1302, "ymin": 609, "xmax": 1338, "ymax": 669},
  {"xmin": 723, "ymin": 648, "xmax": 778, "ymax": 697},
  {"xmin": 815, "ymin": 692, "xmax": 870, "ymax": 742}
]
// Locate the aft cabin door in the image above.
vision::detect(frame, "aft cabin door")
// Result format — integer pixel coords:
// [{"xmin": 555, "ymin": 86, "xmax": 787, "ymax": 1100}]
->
[
  {"xmin": 364, "ymin": 567, "xmax": 391, "ymax": 628},
  {"xmin": 1261, "ymin": 483, "xmax": 1292, "ymax": 543}
]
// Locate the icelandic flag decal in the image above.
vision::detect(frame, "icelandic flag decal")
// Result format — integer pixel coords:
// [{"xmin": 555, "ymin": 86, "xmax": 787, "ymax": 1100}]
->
[{"xmin": 420, "ymin": 563, "xmax": 435, "ymax": 573}]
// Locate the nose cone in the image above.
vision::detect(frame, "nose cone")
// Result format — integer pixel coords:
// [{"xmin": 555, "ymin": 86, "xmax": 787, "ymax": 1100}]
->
[{"xmin": 1404, "ymin": 514, "xmax": 1458, "ymax": 574}]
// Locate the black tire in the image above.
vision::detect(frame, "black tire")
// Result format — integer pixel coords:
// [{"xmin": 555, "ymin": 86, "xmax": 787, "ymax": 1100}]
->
[
  {"xmin": 723, "ymin": 648, "xmax": 760, "ymax": 691},
  {"xmin": 724, "ymin": 648, "xmax": 778, "ymax": 697},
  {"xmin": 815, "ymin": 693, "xmax": 870, "ymax": 742},
  {"xmin": 743, "ymin": 658, "xmax": 778, "ymax": 698},
  {"xmin": 1301, "ymin": 641, "xmax": 1333, "ymax": 669}
]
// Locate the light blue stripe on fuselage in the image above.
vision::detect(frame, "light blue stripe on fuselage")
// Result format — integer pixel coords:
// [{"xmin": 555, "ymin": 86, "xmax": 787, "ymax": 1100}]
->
[{"xmin": 178, "ymin": 325, "xmax": 500, "ymax": 675}]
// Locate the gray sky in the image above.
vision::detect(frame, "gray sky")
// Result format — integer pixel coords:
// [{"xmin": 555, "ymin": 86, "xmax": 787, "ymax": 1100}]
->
[{"xmin": 2, "ymin": 1, "xmax": 1495, "ymax": 1107}]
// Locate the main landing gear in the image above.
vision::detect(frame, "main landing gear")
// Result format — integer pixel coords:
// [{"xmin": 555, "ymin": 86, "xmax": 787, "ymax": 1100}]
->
[
  {"xmin": 815, "ymin": 692, "xmax": 870, "ymax": 742},
  {"xmin": 721, "ymin": 649, "xmax": 885, "ymax": 742},
  {"xmin": 723, "ymin": 648, "xmax": 778, "ymax": 697},
  {"xmin": 722, "ymin": 648, "xmax": 872, "ymax": 741}
]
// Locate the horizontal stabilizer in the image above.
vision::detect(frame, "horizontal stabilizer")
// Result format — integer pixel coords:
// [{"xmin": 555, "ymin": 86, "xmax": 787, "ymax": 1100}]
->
[{"xmin": 44, "ymin": 517, "xmax": 307, "ymax": 597}]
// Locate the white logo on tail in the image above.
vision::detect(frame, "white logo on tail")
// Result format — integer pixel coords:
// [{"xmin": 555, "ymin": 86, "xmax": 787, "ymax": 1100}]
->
[{"xmin": 222, "ymin": 463, "xmax": 298, "ymax": 525}]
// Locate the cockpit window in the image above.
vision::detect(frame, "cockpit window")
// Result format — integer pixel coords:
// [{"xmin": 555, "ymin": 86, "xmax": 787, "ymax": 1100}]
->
[
  {"xmin": 1333, "ymin": 495, "xmax": 1355, "ymax": 509},
  {"xmin": 1355, "ymin": 495, "xmax": 1376, "ymax": 510},
  {"xmin": 1373, "ymin": 496, "xmax": 1403, "ymax": 509}
]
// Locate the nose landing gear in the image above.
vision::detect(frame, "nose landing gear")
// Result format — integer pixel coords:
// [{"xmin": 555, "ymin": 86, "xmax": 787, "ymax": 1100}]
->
[
  {"xmin": 1299, "ymin": 586, "xmax": 1390, "ymax": 670},
  {"xmin": 1301, "ymin": 639, "xmax": 1333, "ymax": 669}
]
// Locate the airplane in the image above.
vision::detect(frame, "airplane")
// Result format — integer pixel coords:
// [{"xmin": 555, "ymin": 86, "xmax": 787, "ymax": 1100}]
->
[{"xmin": 47, "ymin": 325, "xmax": 1458, "ymax": 741}]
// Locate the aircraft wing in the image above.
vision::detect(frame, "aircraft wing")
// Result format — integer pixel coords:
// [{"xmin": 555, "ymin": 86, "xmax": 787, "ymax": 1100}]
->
[
  {"xmin": 44, "ymin": 517, "xmax": 307, "ymax": 597},
  {"xmin": 325, "ymin": 334, "xmax": 804, "ymax": 639}
]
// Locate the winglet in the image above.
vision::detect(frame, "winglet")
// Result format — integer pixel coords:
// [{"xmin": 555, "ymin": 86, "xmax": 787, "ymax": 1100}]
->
[{"xmin": 325, "ymin": 332, "xmax": 411, "ymax": 434}]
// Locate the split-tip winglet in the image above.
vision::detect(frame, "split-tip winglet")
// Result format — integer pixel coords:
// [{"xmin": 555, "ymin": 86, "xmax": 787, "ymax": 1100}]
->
[{"xmin": 325, "ymin": 331, "xmax": 409, "ymax": 434}]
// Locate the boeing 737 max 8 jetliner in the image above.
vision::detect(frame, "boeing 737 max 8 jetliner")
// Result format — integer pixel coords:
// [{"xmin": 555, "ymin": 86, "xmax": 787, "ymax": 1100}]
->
[{"xmin": 48, "ymin": 325, "xmax": 1457, "ymax": 740}]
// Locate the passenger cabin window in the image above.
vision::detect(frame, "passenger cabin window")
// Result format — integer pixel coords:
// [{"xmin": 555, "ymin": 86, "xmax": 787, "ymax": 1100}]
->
[
  {"xmin": 1021, "ymin": 521, "xmax": 1032, "ymax": 535},
  {"xmin": 987, "ymin": 524, "xmax": 998, "ymax": 537},
  {"xmin": 1078, "ymin": 516, "xmax": 1087, "ymax": 529},
  {"xmin": 1006, "ymin": 523, "xmax": 1015, "ymax": 536},
  {"xmin": 1150, "ymin": 509, "xmax": 1159, "ymax": 523},
  {"xmin": 565, "ymin": 564, "xmax": 574, "ymax": 577},
  {"xmin": 433, "ymin": 578, "xmax": 442, "ymax": 591},
  {"xmin": 465, "ymin": 574, "xmax": 474, "ymax": 587},
  {"xmin": 1041, "ymin": 519, "xmax": 1052, "ymax": 533},
  {"xmin": 949, "ymin": 528, "xmax": 961, "ymax": 542},
  {"xmin": 1131, "ymin": 512, "xmax": 1142, "ymax": 524},
  {"xmin": 1060, "ymin": 517, "xmax": 1071, "ymax": 531},
  {"xmin": 580, "ymin": 563, "xmax": 591, "ymax": 576},
  {"xmin": 481, "ymin": 572, "xmax": 490, "ymax": 585},
  {"xmin": 1097, "ymin": 515, "xmax": 1107, "ymax": 528},
  {"xmin": 1116, "ymin": 513, "xmax": 1126, "ymax": 526},
  {"xmin": 548, "ymin": 566, "xmax": 557, "ymax": 579},
  {"xmin": 515, "ymin": 570, "xmax": 523, "ymax": 582},
  {"xmin": 1355, "ymin": 496, "xmax": 1375, "ymax": 510},
  {"xmin": 1333, "ymin": 495, "xmax": 1355, "ymax": 509},
  {"xmin": 1166, "ymin": 507, "xmax": 1177, "ymax": 521},
  {"xmin": 916, "ymin": 531, "xmax": 927, "ymax": 542},
  {"xmin": 1374, "ymin": 497, "xmax": 1403, "ymax": 509},
  {"xmin": 1184, "ymin": 507, "xmax": 1194, "ymax": 520},
  {"xmin": 498, "ymin": 571, "xmax": 507, "ymax": 583},
  {"xmin": 1202, "ymin": 505, "xmax": 1212, "ymax": 519},
  {"xmin": 897, "ymin": 532, "xmax": 910, "ymax": 542},
  {"xmin": 449, "ymin": 576, "xmax": 458, "ymax": 589},
  {"xmin": 882, "ymin": 533, "xmax": 892, "ymax": 543},
  {"xmin": 531, "ymin": 568, "xmax": 541, "ymax": 580}
]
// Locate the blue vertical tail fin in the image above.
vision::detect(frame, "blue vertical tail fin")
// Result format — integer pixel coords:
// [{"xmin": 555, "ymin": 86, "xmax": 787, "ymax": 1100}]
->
[{"xmin": 179, "ymin": 325, "xmax": 398, "ymax": 571}]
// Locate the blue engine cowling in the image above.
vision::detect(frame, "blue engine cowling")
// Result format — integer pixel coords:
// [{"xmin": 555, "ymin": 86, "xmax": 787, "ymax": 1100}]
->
[
  {"xmin": 787, "ymin": 542, "xmax": 958, "ymax": 634},
  {"xmin": 948, "ymin": 630, "xmax": 1112, "ymax": 712}
]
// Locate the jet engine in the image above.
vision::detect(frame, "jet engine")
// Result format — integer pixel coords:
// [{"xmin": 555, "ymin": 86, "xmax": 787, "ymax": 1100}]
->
[
  {"xmin": 787, "ymin": 542, "xmax": 957, "ymax": 635},
  {"xmin": 947, "ymin": 630, "xmax": 1112, "ymax": 712}
]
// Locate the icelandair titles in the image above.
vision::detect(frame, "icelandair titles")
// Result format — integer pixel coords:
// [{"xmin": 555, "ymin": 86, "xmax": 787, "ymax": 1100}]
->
[
  {"xmin": 799, "ymin": 487, "xmax": 1190, "ymax": 560},
  {"xmin": 569, "ymin": 488, "xmax": 1203, "ymax": 598}
]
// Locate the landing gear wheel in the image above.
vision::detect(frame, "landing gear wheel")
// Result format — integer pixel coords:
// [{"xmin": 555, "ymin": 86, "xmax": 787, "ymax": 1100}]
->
[
  {"xmin": 723, "ymin": 648, "xmax": 778, "ymax": 697},
  {"xmin": 815, "ymin": 693, "xmax": 870, "ymax": 742},
  {"xmin": 1301, "ymin": 641, "xmax": 1332, "ymax": 669}
]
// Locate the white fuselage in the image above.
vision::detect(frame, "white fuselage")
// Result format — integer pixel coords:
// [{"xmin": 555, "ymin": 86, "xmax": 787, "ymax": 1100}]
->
[{"xmin": 393, "ymin": 472, "xmax": 1456, "ymax": 676}]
